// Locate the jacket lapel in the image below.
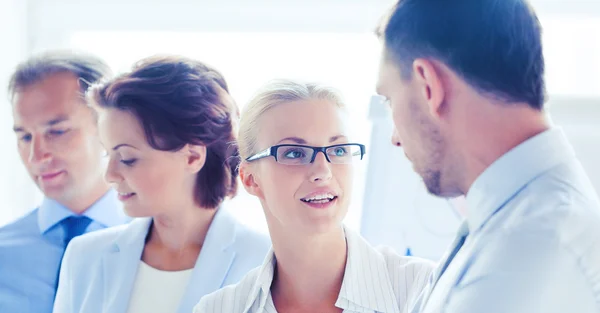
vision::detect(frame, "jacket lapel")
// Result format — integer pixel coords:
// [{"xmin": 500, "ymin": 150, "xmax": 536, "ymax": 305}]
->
[
  {"xmin": 177, "ymin": 208, "xmax": 238, "ymax": 313},
  {"xmin": 101, "ymin": 218, "xmax": 151, "ymax": 313}
]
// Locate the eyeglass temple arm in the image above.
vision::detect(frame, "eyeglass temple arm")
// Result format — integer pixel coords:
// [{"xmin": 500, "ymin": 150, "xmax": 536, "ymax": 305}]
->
[{"xmin": 246, "ymin": 148, "xmax": 271, "ymax": 161}]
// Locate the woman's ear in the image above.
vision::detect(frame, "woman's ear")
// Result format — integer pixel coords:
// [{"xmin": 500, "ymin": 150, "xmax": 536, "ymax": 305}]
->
[
  {"xmin": 240, "ymin": 162, "xmax": 263, "ymax": 198},
  {"xmin": 184, "ymin": 144, "xmax": 207, "ymax": 173}
]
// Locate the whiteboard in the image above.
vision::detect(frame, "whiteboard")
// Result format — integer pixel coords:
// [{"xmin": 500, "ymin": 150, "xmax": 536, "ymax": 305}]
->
[{"xmin": 359, "ymin": 96, "xmax": 461, "ymax": 261}]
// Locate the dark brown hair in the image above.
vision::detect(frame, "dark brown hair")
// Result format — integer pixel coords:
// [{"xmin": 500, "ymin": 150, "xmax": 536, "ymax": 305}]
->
[
  {"xmin": 89, "ymin": 55, "xmax": 239, "ymax": 209},
  {"xmin": 377, "ymin": 0, "xmax": 546, "ymax": 109}
]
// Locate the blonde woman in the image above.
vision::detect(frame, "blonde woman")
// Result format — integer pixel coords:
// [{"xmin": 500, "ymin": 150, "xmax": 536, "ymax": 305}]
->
[{"xmin": 194, "ymin": 80, "xmax": 434, "ymax": 313}]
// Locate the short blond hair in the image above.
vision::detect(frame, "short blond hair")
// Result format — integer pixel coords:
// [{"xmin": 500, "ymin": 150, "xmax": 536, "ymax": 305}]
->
[{"xmin": 238, "ymin": 79, "xmax": 346, "ymax": 160}]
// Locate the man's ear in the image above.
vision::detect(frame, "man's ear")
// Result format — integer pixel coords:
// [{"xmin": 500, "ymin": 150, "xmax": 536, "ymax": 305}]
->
[
  {"xmin": 412, "ymin": 58, "xmax": 446, "ymax": 119},
  {"xmin": 240, "ymin": 162, "xmax": 263, "ymax": 198},
  {"xmin": 184, "ymin": 144, "xmax": 207, "ymax": 174}
]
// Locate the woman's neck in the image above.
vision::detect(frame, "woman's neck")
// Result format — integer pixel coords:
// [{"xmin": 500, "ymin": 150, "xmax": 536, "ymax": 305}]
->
[
  {"xmin": 142, "ymin": 204, "xmax": 217, "ymax": 271},
  {"xmin": 270, "ymin": 225, "xmax": 347, "ymax": 312}
]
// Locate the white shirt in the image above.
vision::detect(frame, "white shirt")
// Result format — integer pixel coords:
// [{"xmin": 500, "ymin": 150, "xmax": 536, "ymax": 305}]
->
[
  {"xmin": 194, "ymin": 226, "xmax": 435, "ymax": 313},
  {"xmin": 410, "ymin": 128, "xmax": 600, "ymax": 313},
  {"xmin": 126, "ymin": 261, "xmax": 193, "ymax": 313}
]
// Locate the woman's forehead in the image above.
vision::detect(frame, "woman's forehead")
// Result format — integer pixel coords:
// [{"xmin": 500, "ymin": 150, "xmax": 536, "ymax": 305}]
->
[{"xmin": 256, "ymin": 99, "xmax": 350, "ymax": 146}]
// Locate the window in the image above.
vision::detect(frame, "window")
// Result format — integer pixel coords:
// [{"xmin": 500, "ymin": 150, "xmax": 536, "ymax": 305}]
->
[{"xmin": 542, "ymin": 16, "xmax": 600, "ymax": 97}]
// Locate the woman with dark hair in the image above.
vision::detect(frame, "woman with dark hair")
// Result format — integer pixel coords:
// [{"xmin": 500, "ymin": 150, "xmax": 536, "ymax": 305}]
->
[{"xmin": 52, "ymin": 56, "xmax": 271, "ymax": 313}]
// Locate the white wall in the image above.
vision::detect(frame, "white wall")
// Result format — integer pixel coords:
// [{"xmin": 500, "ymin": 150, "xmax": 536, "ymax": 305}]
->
[
  {"xmin": 548, "ymin": 97, "xmax": 600, "ymax": 191},
  {"xmin": 25, "ymin": 0, "xmax": 600, "ymax": 51},
  {"xmin": 0, "ymin": 0, "xmax": 42, "ymax": 226},
  {"xmin": 26, "ymin": 0, "xmax": 396, "ymax": 53}
]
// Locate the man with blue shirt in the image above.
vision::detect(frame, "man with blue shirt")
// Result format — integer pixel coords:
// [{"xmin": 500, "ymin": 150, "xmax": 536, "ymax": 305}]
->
[
  {"xmin": 375, "ymin": 0, "xmax": 600, "ymax": 312},
  {"xmin": 0, "ymin": 51, "xmax": 130, "ymax": 313}
]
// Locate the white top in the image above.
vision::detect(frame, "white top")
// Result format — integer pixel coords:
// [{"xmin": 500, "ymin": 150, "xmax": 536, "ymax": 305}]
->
[
  {"xmin": 126, "ymin": 261, "xmax": 194, "ymax": 313},
  {"xmin": 194, "ymin": 226, "xmax": 435, "ymax": 313}
]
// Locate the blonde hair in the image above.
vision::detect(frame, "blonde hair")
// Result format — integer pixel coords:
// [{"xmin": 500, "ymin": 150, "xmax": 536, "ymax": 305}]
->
[{"xmin": 238, "ymin": 79, "xmax": 346, "ymax": 160}]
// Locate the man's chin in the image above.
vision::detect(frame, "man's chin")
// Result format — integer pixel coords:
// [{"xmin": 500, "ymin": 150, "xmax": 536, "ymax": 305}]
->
[
  {"xmin": 424, "ymin": 179, "xmax": 462, "ymax": 198},
  {"xmin": 422, "ymin": 170, "xmax": 443, "ymax": 197},
  {"xmin": 38, "ymin": 182, "xmax": 70, "ymax": 200},
  {"xmin": 425, "ymin": 185, "xmax": 443, "ymax": 197}
]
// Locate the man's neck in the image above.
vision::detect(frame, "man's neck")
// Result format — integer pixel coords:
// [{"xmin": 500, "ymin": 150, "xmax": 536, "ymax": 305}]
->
[
  {"xmin": 60, "ymin": 184, "xmax": 111, "ymax": 215},
  {"xmin": 460, "ymin": 107, "xmax": 550, "ymax": 195}
]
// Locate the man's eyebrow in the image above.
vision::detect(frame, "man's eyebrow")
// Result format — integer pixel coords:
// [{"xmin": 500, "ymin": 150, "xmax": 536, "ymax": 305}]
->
[
  {"xmin": 13, "ymin": 116, "xmax": 70, "ymax": 132},
  {"xmin": 47, "ymin": 116, "xmax": 69, "ymax": 126}
]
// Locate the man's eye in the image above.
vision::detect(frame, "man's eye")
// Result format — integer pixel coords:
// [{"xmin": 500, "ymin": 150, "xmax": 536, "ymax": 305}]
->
[
  {"xmin": 48, "ymin": 129, "xmax": 70, "ymax": 137},
  {"xmin": 19, "ymin": 134, "xmax": 32, "ymax": 142}
]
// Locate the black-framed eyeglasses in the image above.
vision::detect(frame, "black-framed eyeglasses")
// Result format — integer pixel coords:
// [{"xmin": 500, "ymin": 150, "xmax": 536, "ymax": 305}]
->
[{"xmin": 246, "ymin": 143, "xmax": 366, "ymax": 165}]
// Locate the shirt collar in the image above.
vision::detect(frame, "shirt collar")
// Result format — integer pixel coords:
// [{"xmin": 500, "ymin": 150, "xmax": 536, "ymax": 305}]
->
[
  {"xmin": 242, "ymin": 249, "xmax": 276, "ymax": 312},
  {"xmin": 38, "ymin": 189, "xmax": 127, "ymax": 234},
  {"xmin": 243, "ymin": 226, "xmax": 400, "ymax": 313},
  {"xmin": 336, "ymin": 226, "xmax": 400, "ymax": 312},
  {"xmin": 466, "ymin": 127, "xmax": 576, "ymax": 234}
]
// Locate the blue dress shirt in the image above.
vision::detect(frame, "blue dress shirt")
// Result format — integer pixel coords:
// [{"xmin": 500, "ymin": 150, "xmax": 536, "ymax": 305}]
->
[
  {"xmin": 411, "ymin": 128, "xmax": 600, "ymax": 313},
  {"xmin": 0, "ymin": 189, "xmax": 129, "ymax": 313}
]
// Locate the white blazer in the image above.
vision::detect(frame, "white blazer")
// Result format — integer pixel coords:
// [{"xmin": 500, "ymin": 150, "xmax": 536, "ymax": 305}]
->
[{"xmin": 53, "ymin": 207, "xmax": 271, "ymax": 313}]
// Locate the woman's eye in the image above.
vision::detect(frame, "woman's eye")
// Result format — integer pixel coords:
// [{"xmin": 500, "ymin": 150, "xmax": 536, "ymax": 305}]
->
[
  {"xmin": 284, "ymin": 149, "xmax": 306, "ymax": 159},
  {"xmin": 333, "ymin": 147, "xmax": 347, "ymax": 156},
  {"xmin": 120, "ymin": 159, "xmax": 137, "ymax": 166}
]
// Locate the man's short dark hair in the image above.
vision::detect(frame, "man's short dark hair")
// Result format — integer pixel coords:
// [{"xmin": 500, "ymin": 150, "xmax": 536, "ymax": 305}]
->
[
  {"xmin": 8, "ymin": 50, "xmax": 112, "ymax": 100},
  {"xmin": 377, "ymin": 0, "xmax": 546, "ymax": 110}
]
